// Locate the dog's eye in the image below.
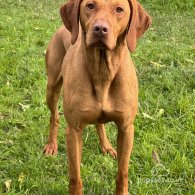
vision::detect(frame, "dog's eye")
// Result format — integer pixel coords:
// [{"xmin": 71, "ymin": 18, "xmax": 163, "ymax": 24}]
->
[
  {"xmin": 115, "ymin": 7, "xmax": 124, "ymax": 14},
  {"xmin": 87, "ymin": 3, "xmax": 95, "ymax": 10}
]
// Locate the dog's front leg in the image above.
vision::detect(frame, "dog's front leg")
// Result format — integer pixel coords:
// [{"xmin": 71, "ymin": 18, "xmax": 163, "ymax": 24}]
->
[
  {"xmin": 66, "ymin": 126, "xmax": 83, "ymax": 195},
  {"xmin": 116, "ymin": 124, "xmax": 134, "ymax": 195}
]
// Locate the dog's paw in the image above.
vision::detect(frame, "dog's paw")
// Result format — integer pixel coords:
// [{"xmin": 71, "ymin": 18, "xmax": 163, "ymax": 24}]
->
[
  {"xmin": 101, "ymin": 142, "xmax": 117, "ymax": 159},
  {"xmin": 43, "ymin": 142, "xmax": 58, "ymax": 155}
]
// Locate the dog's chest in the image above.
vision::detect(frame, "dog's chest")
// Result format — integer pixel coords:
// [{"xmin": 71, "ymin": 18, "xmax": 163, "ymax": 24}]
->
[
  {"xmin": 63, "ymin": 80, "xmax": 132, "ymax": 126},
  {"xmin": 62, "ymin": 56, "xmax": 137, "ymax": 126},
  {"xmin": 65, "ymin": 98, "xmax": 126, "ymax": 125}
]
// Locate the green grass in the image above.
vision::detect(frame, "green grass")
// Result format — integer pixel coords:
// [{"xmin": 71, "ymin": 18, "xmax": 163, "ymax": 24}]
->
[{"xmin": 0, "ymin": 0, "xmax": 194, "ymax": 194}]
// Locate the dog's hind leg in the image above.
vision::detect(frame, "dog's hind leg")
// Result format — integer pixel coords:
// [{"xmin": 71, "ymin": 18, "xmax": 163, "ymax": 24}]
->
[
  {"xmin": 43, "ymin": 29, "xmax": 66, "ymax": 155},
  {"xmin": 43, "ymin": 76, "xmax": 63, "ymax": 155},
  {"xmin": 96, "ymin": 124, "xmax": 117, "ymax": 158}
]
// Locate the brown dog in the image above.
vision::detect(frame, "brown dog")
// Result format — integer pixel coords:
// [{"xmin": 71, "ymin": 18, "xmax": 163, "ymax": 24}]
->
[{"xmin": 43, "ymin": 0, "xmax": 151, "ymax": 194}]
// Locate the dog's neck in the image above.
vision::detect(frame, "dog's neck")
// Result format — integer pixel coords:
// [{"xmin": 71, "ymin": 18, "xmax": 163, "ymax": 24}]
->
[
  {"xmin": 80, "ymin": 34, "xmax": 129, "ymax": 103},
  {"xmin": 86, "ymin": 48, "xmax": 117, "ymax": 83}
]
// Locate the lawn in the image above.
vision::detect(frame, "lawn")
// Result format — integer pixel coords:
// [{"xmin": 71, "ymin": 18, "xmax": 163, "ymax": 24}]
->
[{"xmin": 0, "ymin": 0, "xmax": 194, "ymax": 194}]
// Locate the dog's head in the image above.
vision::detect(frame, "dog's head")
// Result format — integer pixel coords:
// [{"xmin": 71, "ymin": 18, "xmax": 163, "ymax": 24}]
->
[{"xmin": 60, "ymin": 0, "xmax": 151, "ymax": 52}]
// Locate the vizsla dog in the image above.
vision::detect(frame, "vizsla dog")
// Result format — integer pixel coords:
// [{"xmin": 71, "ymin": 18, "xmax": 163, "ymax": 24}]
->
[{"xmin": 43, "ymin": 0, "xmax": 151, "ymax": 194}]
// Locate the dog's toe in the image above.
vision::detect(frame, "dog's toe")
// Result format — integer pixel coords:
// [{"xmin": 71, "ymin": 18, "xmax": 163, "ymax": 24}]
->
[
  {"xmin": 107, "ymin": 148, "xmax": 117, "ymax": 158},
  {"xmin": 101, "ymin": 143, "xmax": 117, "ymax": 158},
  {"xmin": 43, "ymin": 142, "xmax": 58, "ymax": 155}
]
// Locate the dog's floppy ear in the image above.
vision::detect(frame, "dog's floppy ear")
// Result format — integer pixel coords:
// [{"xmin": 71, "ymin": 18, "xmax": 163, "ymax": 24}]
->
[
  {"xmin": 60, "ymin": 0, "xmax": 83, "ymax": 44},
  {"xmin": 127, "ymin": 0, "xmax": 152, "ymax": 52}
]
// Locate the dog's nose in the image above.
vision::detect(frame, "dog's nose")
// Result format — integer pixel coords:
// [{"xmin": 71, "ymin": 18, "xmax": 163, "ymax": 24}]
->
[{"xmin": 93, "ymin": 22, "xmax": 109, "ymax": 36}]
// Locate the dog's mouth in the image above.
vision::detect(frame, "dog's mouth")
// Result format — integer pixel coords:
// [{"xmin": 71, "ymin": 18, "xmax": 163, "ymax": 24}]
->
[
  {"xmin": 90, "ymin": 41, "xmax": 108, "ymax": 49},
  {"xmin": 88, "ymin": 38, "xmax": 112, "ymax": 50}
]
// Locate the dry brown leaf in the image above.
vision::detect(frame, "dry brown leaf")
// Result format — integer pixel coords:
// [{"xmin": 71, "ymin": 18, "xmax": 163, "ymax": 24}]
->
[{"xmin": 152, "ymin": 150, "xmax": 161, "ymax": 164}]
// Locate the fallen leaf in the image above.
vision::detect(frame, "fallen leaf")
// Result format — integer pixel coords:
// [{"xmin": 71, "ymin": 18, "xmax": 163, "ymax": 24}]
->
[
  {"xmin": 157, "ymin": 109, "xmax": 165, "ymax": 117},
  {"xmin": 152, "ymin": 150, "xmax": 161, "ymax": 164},
  {"xmin": 142, "ymin": 112, "xmax": 155, "ymax": 120},
  {"xmin": 19, "ymin": 103, "xmax": 30, "ymax": 111},
  {"xmin": 18, "ymin": 172, "xmax": 25, "ymax": 184},
  {"xmin": 33, "ymin": 26, "xmax": 44, "ymax": 30},
  {"xmin": 2, "ymin": 179, "xmax": 12, "ymax": 192},
  {"xmin": 150, "ymin": 61, "xmax": 166, "ymax": 68}
]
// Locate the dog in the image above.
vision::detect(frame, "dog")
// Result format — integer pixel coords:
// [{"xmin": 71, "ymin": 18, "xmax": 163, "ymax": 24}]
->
[{"xmin": 43, "ymin": 0, "xmax": 151, "ymax": 194}]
